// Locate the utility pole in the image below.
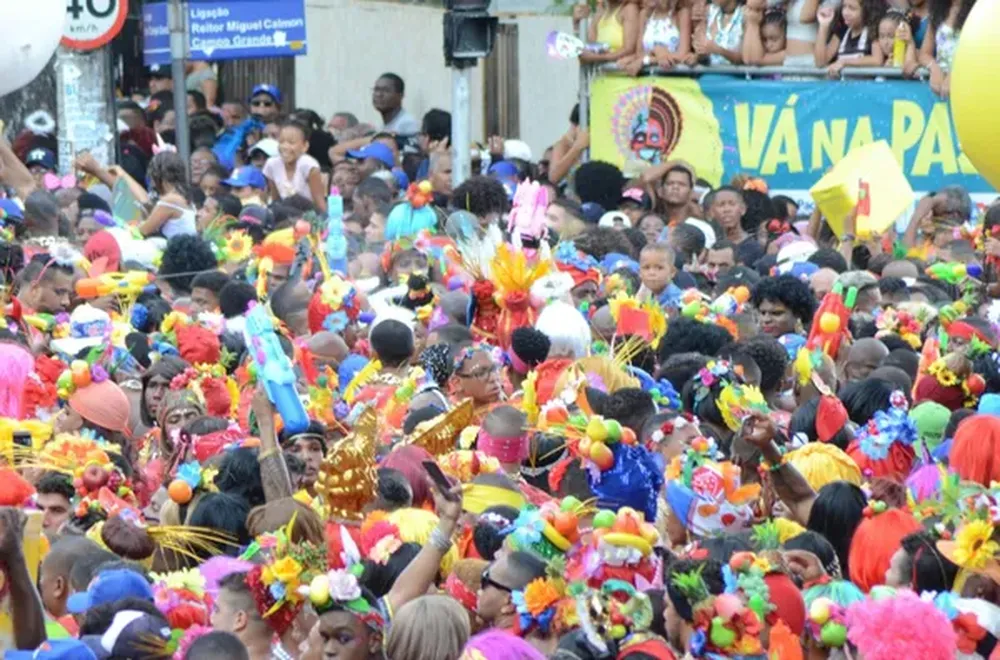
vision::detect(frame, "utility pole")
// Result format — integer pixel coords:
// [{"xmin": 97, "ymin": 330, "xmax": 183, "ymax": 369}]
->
[{"xmin": 168, "ymin": 0, "xmax": 189, "ymax": 172}]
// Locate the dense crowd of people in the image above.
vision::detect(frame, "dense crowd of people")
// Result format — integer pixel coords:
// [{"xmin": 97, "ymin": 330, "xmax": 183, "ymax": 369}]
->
[
  {"xmin": 576, "ymin": 0, "xmax": 973, "ymax": 91},
  {"xmin": 0, "ymin": 49, "xmax": 998, "ymax": 660}
]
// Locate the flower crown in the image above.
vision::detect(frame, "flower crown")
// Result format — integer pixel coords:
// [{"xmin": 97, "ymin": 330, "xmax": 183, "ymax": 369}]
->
[
  {"xmin": 649, "ymin": 413, "xmax": 697, "ymax": 447},
  {"xmin": 513, "ymin": 577, "xmax": 564, "ymax": 637},
  {"xmin": 856, "ymin": 391, "xmax": 917, "ymax": 461},
  {"xmin": 300, "ymin": 569, "xmax": 385, "ymax": 630}
]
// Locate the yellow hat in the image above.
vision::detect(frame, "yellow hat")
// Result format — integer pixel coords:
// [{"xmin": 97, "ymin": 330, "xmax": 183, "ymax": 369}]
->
[{"xmin": 786, "ymin": 443, "xmax": 862, "ymax": 491}]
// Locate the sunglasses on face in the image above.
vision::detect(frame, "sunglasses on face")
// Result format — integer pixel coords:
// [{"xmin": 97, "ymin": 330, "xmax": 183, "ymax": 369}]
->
[{"xmin": 481, "ymin": 568, "xmax": 512, "ymax": 593}]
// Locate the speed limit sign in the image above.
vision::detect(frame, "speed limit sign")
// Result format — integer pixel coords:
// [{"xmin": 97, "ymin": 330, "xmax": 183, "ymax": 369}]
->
[{"xmin": 61, "ymin": 0, "xmax": 129, "ymax": 50}]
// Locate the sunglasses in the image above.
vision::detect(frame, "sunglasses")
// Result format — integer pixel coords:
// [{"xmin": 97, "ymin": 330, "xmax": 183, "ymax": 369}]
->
[
  {"xmin": 251, "ymin": 99, "xmax": 275, "ymax": 107},
  {"xmin": 481, "ymin": 568, "xmax": 512, "ymax": 593}
]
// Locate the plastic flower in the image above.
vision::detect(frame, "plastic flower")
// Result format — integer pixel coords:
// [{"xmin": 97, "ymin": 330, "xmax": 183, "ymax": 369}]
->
[
  {"xmin": 521, "ymin": 578, "xmax": 561, "ymax": 616},
  {"xmin": 326, "ymin": 569, "xmax": 362, "ymax": 602},
  {"xmin": 323, "ymin": 310, "xmax": 349, "ymax": 333},
  {"xmin": 264, "ymin": 557, "xmax": 303, "ymax": 587},
  {"xmin": 224, "ymin": 230, "xmax": 253, "ymax": 263},
  {"xmin": 953, "ymin": 520, "xmax": 999, "ymax": 569}
]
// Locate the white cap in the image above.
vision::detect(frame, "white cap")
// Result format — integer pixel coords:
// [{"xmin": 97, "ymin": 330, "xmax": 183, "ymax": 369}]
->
[
  {"xmin": 249, "ymin": 138, "xmax": 279, "ymax": 158},
  {"xmin": 503, "ymin": 139, "xmax": 532, "ymax": 162},
  {"xmin": 684, "ymin": 218, "xmax": 717, "ymax": 249},
  {"xmin": 599, "ymin": 210, "xmax": 632, "ymax": 229},
  {"xmin": 776, "ymin": 240, "xmax": 817, "ymax": 265}
]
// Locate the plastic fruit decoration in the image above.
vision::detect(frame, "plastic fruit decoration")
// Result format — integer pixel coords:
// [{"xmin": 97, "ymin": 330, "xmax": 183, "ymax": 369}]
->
[
  {"xmin": 581, "ymin": 415, "xmax": 637, "ymax": 472},
  {"xmin": 592, "ymin": 507, "xmax": 659, "ymax": 557},
  {"xmin": 539, "ymin": 496, "xmax": 590, "ymax": 548},
  {"xmin": 806, "ymin": 282, "xmax": 857, "ymax": 359}
]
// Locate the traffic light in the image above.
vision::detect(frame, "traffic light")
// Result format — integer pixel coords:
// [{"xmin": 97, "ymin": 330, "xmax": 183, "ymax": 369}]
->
[{"xmin": 443, "ymin": 0, "xmax": 498, "ymax": 66}]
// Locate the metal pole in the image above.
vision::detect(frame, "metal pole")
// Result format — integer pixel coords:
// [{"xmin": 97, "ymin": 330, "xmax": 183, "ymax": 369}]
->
[
  {"xmin": 451, "ymin": 64, "xmax": 471, "ymax": 189},
  {"xmin": 168, "ymin": 0, "xmax": 190, "ymax": 174},
  {"xmin": 577, "ymin": 19, "xmax": 589, "ymax": 165}
]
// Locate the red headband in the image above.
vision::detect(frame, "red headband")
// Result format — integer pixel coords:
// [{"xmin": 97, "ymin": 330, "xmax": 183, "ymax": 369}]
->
[{"xmin": 444, "ymin": 573, "xmax": 478, "ymax": 611}]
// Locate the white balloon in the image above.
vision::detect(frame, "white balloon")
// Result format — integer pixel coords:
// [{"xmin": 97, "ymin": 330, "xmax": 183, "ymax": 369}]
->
[{"xmin": 0, "ymin": 0, "xmax": 65, "ymax": 97}]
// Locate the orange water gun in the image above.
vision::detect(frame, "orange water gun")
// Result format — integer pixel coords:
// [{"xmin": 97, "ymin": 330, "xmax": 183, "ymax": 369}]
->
[
  {"xmin": 75, "ymin": 271, "xmax": 155, "ymax": 299},
  {"xmin": 806, "ymin": 282, "xmax": 857, "ymax": 359}
]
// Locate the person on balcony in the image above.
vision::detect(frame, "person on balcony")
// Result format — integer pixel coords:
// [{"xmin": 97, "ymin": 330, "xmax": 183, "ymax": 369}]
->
[
  {"xmin": 619, "ymin": 0, "xmax": 692, "ymax": 75},
  {"xmin": 918, "ymin": 0, "xmax": 975, "ymax": 98},
  {"xmin": 814, "ymin": 0, "xmax": 887, "ymax": 77},
  {"xmin": 572, "ymin": 0, "xmax": 641, "ymax": 65},
  {"xmin": 693, "ymin": 0, "xmax": 747, "ymax": 65}
]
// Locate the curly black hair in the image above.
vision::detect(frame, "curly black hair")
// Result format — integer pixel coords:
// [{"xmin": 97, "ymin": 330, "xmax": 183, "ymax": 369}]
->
[
  {"xmin": 656, "ymin": 352, "xmax": 709, "ymax": 393},
  {"xmin": 573, "ymin": 226, "xmax": 636, "ymax": 261},
  {"xmin": 657, "ymin": 317, "xmax": 734, "ymax": 364},
  {"xmin": 450, "ymin": 176, "xmax": 509, "ymax": 219},
  {"xmin": 750, "ymin": 275, "xmax": 817, "ymax": 329},
  {"xmin": 158, "ymin": 234, "xmax": 218, "ymax": 295},
  {"xmin": 573, "ymin": 161, "xmax": 625, "ymax": 212},
  {"xmin": 739, "ymin": 335, "xmax": 788, "ymax": 394},
  {"xmin": 740, "ymin": 190, "xmax": 780, "ymax": 234},
  {"xmin": 601, "ymin": 387, "xmax": 656, "ymax": 433},
  {"xmin": 511, "ymin": 327, "xmax": 551, "ymax": 368}
]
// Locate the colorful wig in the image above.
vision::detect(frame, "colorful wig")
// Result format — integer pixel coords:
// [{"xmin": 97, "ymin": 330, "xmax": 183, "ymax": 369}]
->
[
  {"xmin": 846, "ymin": 589, "xmax": 956, "ymax": 660},
  {"xmin": 460, "ymin": 629, "xmax": 546, "ymax": 660},
  {"xmin": 0, "ymin": 343, "xmax": 34, "ymax": 419},
  {"xmin": 950, "ymin": 415, "xmax": 1000, "ymax": 487},
  {"xmin": 69, "ymin": 379, "xmax": 131, "ymax": 434},
  {"xmin": 848, "ymin": 508, "xmax": 922, "ymax": 592},
  {"xmin": 786, "ymin": 443, "xmax": 862, "ymax": 491}
]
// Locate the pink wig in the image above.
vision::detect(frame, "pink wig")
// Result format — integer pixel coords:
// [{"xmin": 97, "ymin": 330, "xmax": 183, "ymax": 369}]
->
[
  {"xmin": 950, "ymin": 415, "xmax": 1000, "ymax": 487},
  {"xmin": 380, "ymin": 444, "xmax": 435, "ymax": 508},
  {"xmin": 848, "ymin": 508, "xmax": 922, "ymax": 592},
  {"xmin": 0, "ymin": 343, "xmax": 34, "ymax": 419},
  {"xmin": 461, "ymin": 630, "xmax": 546, "ymax": 660},
  {"xmin": 846, "ymin": 590, "xmax": 955, "ymax": 659}
]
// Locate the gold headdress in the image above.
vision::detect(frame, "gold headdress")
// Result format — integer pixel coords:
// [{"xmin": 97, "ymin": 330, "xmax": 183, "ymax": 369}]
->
[
  {"xmin": 316, "ymin": 407, "xmax": 378, "ymax": 520},
  {"xmin": 406, "ymin": 399, "xmax": 474, "ymax": 457}
]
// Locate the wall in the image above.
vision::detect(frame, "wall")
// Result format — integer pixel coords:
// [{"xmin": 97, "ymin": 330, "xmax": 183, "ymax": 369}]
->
[{"xmin": 296, "ymin": 0, "xmax": 578, "ymax": 158}]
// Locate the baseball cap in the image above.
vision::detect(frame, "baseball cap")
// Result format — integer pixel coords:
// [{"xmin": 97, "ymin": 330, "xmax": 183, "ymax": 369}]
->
[
  {"xmin": 5, "ymin": 640, "xmax": 97, "ymax": 660},
  {"xmin": 248, "ymin": 138, "xmax": 279, "ymax": 159},
  {"xmin": 503, "ymin": 139, "xmax": 532, "ymax": 162},
  {"xmin": 25, "ymin": 147, "xmax": 56, "ymax": 170},
  {"xmin": 0, "ymin": 198, "xmax": 24, "ymax": 221},
  {"xmin": 346, "ymin": 142, "xmax": 395, "ymax": 169},
  {"xmin": 147, "ymin": 65, "xmax": 171, "ymax": 79},
  {"xmin": 598, "ymin": 210, "xmax": 632, "ymax": 229},
  {"xmin": 223, "ymin": 167, "xmax": 267, "ymax": 190},
  {"xmin": 250, "ymin": 83, "xmax": 282, "ymax": 104},
  {"xmin": 80, "ymin": 610, "xmax": 173, "ymax": 660},
  {"xmin": 580, "ymin": 202, "xmax": 605, "ymax": 225},
  {"xmin": 66, "ymin": 569, "xmax": 154, "ymax": 614},
  {"xmin": 488, "ymin": 160, "xmax": 520, "ymax": 200},
  {"xmin": 620, "ymin": 187, "xmax": 652, "ymax": 211},
  {"xmin": 237, "ymin": 205, "xmax": 274, "ymax": 228}
]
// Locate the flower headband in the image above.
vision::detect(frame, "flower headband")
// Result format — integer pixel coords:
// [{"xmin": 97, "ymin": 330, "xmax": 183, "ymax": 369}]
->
[
  {"xmin": 454, "ymin": 342, "xmax": 503, "ymax": 373},
  {"xmin": 855, "ymin": 391, "xmax": 917, "ymax": 461},
  {"xmin": 512, "ymin": 577, "xmax": 563, "ymax": 637},
  {"xmin": 300, "ymin": 569, "xmax": 384, "ymax": 630}
]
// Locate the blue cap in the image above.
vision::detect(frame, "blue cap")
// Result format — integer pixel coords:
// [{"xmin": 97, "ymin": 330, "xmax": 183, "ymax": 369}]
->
[
  {"xmin": 580, "ymin": 202, "xmax": 605, "ymax": 225},
  {"xmin": 223, "ymin": 167, "xmax": 267, "ymax": 189},
  {"xmin": 391, "ymin": 167, "xmax": 410, "ymax": 190},
  {"xmin": 0, "ymin": 198, "xmax": 23, "ymax": 221},
  {"xmin": 979, "ymin": 393, "xmax": 1000, "ymax": 416},
  {"xmin": 346, "ymin": 142, "xmax": 394, "ymax": 169},
  {"xmin": 488, "ymin": 161, "xmax": 519, "ymax": 200},
  {"xmin": 250, "ymin": 83, "xmax": 282, "ymax": 104},
  {"xmin": 25, "ymin": 147, "xmax": 56, "ymax": 170},
  {"xmin": 5, "ymin": 640, "xmax": 98, "ymax": 660},
  {"xmin": 66, "ymin": 569, "xmax": 154, "ymax": 614}
]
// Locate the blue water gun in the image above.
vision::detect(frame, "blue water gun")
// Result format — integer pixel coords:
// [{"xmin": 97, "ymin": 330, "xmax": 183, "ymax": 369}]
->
[
  {"xmin": 325, "ymin": 188, "xmax": 348, "ymax": 276},
  {"xmin": 243, "ymin": 302, "xmax": 309, "ymax": 434}
]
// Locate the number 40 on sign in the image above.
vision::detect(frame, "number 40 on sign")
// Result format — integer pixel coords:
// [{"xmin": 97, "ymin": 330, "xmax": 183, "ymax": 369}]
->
[{"xmin": 62, "ymin": 0, "xmax": 129, "ymax": 51}]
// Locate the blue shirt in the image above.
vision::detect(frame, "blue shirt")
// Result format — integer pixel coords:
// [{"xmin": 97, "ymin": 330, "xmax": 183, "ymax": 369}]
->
[{"xmin": 657, "ymin": 282, "xmax": 683, "ymax": 309}]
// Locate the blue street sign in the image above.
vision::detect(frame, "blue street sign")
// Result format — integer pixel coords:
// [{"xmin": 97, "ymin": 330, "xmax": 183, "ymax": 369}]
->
[{"xmin": 143, "ymin": 0, "xmax": 308, "ymax": 66}]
